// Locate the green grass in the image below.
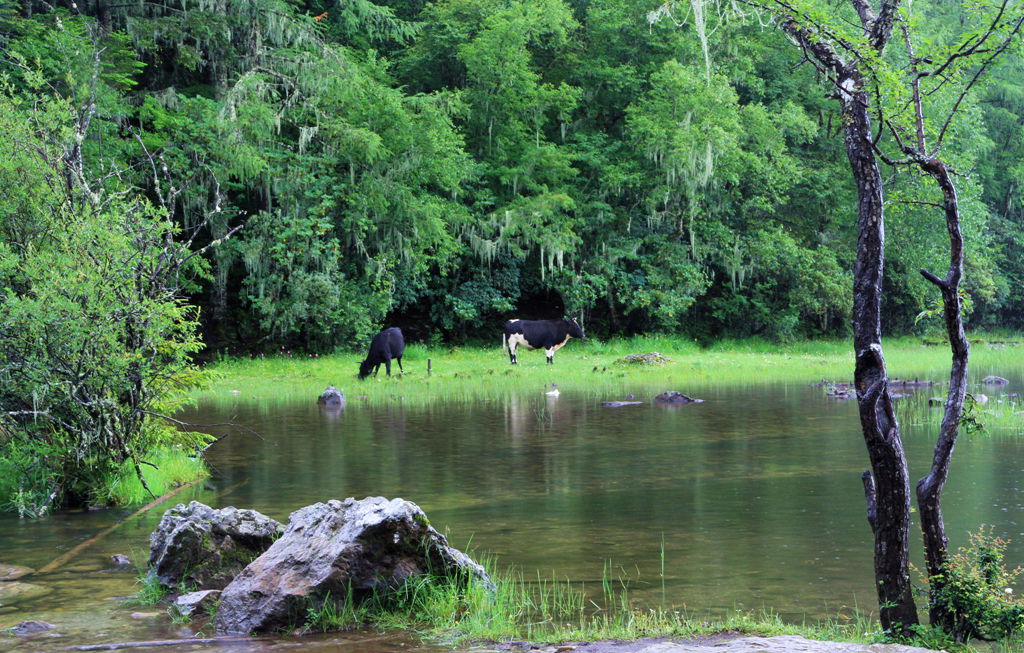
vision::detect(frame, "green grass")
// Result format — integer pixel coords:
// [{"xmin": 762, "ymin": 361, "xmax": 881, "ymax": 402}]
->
[
  {"xmin": 97, "ymin": 447, "xmax": 208, "ymax": 505},
  {"xmin": 196, "ymin": 335, "xmax": 1024, "ymax": 408},
  {"xmin": 295, "ymin": 557, "xmax": 976, "ymax": 651}
]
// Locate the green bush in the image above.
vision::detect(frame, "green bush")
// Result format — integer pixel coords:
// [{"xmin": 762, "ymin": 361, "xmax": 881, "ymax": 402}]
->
[
  {"xmin": 928, "ymin": 527, "xmax": 1024, "ymax": 641},
  {"xmin": 0, "ymin": 91, "xmax": 210, "ymax": 515}
]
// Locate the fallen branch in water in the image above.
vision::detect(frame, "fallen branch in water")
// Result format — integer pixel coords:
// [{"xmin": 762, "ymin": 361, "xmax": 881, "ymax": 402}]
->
[{"xmin": 35, "ymin": 480, "xmax": 199, "ymax": 575}]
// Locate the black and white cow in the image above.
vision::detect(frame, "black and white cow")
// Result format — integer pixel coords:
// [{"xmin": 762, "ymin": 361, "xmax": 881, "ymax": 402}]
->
[
  {"xmin": 358, "ymin": 327, "xmax": 405, "ymax": 379},
  {"xmin": 502, "ymin": 318, "xmax": 584, "ymax": 365}
]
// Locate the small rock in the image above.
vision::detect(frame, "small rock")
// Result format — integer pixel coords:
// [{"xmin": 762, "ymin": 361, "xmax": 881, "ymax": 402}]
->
[
  {"xmin": 983, "ymin": 375, "xmax": 1010, "ymax": 385},
  {"xmin": 130, "ymin": 612, "xmax": 160, "ymax": 619},
  {"xmin": 9, "ymin": 620, "xmax": 55, "ymax": 635},
  {"xmin": 655, "ymin": 391, "xmax": 703, "ymax": 404},
  {"xmin": 110, "ymin": 554, "xmax": 132, "ymax": 568},
  {"xmin": 173, "ymin": 589, "xmax": 222, "ymax": 619},
  {"xmin": 621, "ymin": 352, "xmax": 672, "ymax": 366},
  {"xmin": 973, "ymin": 393, "xmax": 989, "ymax": 405},
  {"xmin": 317, "ymin": 386, "xmax": 345, "ymax": 408},
  {"xmin": 602, "ymin": 401, "xmax": 645, "ymax": 408},
  {"xmin": 826, "ymin": 389, "xmax": 854, "ymax": 400}
]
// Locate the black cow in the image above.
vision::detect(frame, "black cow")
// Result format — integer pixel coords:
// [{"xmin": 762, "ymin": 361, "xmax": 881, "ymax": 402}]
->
[
  {"xmin": 358, "ymin": 327, "xmax": 405, "ymax": 379},
  {"xmin": 502, "ymin": 318, "xmax": 584, "ymax": 365}
]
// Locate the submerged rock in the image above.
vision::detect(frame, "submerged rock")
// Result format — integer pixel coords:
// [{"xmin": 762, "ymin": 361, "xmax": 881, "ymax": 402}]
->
[
  {"xmin": 216, "ymin": 496, "xmax": 491, "ymax": 634},
  {"xmin": 317, "ymin": 386, "xmax": 345, "ymax": 408},
  {"xmin": 8, "ymin": 620, "xmax": 55, "ymax": 635},
  {"xmin": 148, "ymin": 501, "xmax": 284, "ymax": 590},
  {"xmin": 890, "ymin": 379, "xmax": 935, "ymax": 387},
  {"xmin": 602, "ymin": 401, "xmax": 645, "ymax": 408},
  {"xmin": 654, "ymin": 391, "xmax": 704, "ymax": 404}
]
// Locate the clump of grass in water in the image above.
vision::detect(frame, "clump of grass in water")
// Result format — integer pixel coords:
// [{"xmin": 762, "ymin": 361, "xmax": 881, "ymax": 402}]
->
[{"xmin": 132, "ymin": 570, "xmax": 170, "ymax": 605}]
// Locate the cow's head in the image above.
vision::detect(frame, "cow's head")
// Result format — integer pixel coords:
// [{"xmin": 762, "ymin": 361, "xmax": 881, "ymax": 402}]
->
[
  {"xmin": 566, "ymin": 318, "xmax": 585, "ymax": 339},
  {"xmin": 357, "ymin": 359, "xmax": 374, "ymax": 380}
]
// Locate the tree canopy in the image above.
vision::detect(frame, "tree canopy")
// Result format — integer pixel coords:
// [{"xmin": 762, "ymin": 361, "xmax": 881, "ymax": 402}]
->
[{"xmin": 0, "ymin": 0, "xmax": 1019, "ymax": 353}]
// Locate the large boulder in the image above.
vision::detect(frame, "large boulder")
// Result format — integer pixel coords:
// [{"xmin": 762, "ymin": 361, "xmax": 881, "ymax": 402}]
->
[
  {"xmin": 148, "ymin": 501, "xmax": 284, "ymax": 590},
  {"xmin": 216, "ymin": 496, "xmax": 491, "ymax": 634}
]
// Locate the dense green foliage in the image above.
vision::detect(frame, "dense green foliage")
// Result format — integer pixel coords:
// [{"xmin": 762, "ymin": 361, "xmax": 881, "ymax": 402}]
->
[
  {"xmin": 1, "ymin": 0, "xmax": 1019, "ymax": 352},
  {"xmin": 927, "ymin": 527, "xmax": 1024, "ymax": 642},
  {"xmin": 0, "ymin": 73, "xmax": 210, "ymax": 514}
]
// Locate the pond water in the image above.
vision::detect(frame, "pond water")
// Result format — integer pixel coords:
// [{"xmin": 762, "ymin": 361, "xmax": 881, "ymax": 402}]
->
[{"xmin": 3, "ymin": 366, "xmax": 1023, "ymax": 650}]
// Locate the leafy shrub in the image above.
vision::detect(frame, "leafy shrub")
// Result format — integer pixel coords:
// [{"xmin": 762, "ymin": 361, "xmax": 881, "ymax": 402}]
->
[{"xmin": 928, "ymin": 527, "xmax": 1024, "ymax": 641}]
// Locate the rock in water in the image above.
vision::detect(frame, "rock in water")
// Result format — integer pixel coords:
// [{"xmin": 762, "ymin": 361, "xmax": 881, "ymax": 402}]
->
[
  {"xmin": 173, "ymin": 590, "xmax": 222, "ymax": 619},
  {"xmin": 216, "ymin": 496, "xmax": 491, "ymax": 634},
  {"xmin": 983, "ymin": 375, "xmax": 1010, "ymax": 386},
  {"xmin": 317, "ymin": 386, "xmax": 345, "ymax": 408},
  {"xmin": 148, "ymin": 501, "xmax": 284, "ymax": 590},
  {"xmin": 654, "ymin": 391, "xmax": 703, "ymax": 404},
  {"xmin": 9, "ymin": 620, "xmax": 55, "ymax": 635}
]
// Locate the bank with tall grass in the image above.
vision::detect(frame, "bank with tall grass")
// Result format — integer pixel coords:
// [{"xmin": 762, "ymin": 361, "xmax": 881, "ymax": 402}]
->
[{"xmin": 196, "ymin": 335, "xmax": 1024, "ymax": 409}]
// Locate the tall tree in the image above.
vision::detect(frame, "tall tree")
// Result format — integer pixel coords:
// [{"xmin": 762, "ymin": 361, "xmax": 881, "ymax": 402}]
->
[{"xmin": 656, "ymin": 0, "xmax": 1023, "ymax": 637}]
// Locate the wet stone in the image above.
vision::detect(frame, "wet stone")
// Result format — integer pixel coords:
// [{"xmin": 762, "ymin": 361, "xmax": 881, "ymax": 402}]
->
[
  {"xmin": 9, "ymin": 620, "xmax": 55, "ymax": 635},
  {"xmin": 173, "ymin": 589, "xmax": 222, "ymax": 619}
]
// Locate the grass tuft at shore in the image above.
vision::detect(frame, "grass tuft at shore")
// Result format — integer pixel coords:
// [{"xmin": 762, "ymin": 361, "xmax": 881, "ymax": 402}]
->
[
  {"xmin": 97, "ymin": 447, "xmax": 208, "ymax": 506},
  {"xmin": 296, "ymin": 557, "xmax": 978, "ymax": 651}
]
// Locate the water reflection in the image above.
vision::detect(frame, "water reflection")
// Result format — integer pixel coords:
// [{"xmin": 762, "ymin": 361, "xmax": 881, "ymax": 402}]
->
[{"xmin": 2, "ymin": 373, "xmax": 1023, "ymax": 649}]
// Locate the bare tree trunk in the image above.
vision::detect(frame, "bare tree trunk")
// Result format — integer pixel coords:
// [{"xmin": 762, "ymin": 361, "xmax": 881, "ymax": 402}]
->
[
  {"xmin": 842, "ymin": 70, "xmax": 919, "ymax": 635},
  {"xmin": 915, "ymin": 157, "xmax": 969, "ymax": 633}
]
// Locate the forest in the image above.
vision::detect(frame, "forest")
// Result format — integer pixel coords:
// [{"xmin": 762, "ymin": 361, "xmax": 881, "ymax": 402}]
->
[
  {"xmin": 1, "ymin": 0, "xmax": 1021, "ymax": 354},
  {"xmin": 1, "ymin": 0, "xmax": 1023, "ymax": 515}
]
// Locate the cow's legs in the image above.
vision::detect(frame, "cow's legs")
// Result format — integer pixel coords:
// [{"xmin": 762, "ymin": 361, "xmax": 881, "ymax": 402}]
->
[
  {"xmin": 396, "ymin": 357, "xmax": 404, "ymax": 374},
  {"xmin": 384, "ymin": 357, "xmax": 392, "ymax": 376},
  {"xmin": 546, "ymin": 347, "xmax": 555, "ymax": 364},
  {"xmin": 508, "ymin": 339, "xmax": 518, "ymax": 364}
]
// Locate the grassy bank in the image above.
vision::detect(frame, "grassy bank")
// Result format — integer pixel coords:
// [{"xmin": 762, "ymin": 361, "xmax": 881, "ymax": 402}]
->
[
  {"xmin": 196, "ymin": 335, "xmax": 1024, "ymax": 408},
  {"xmin": 298, "ymin": 561, "xmax": 990, "ymax": 652}
]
